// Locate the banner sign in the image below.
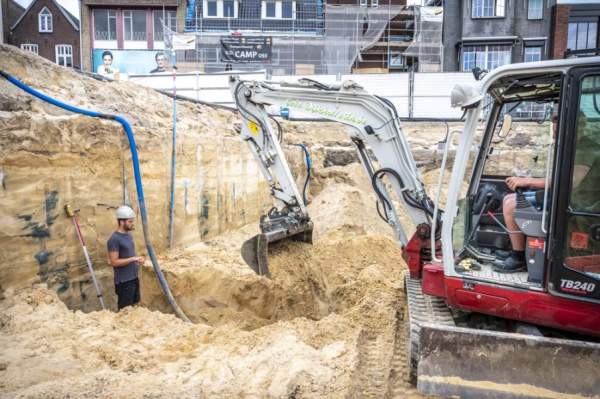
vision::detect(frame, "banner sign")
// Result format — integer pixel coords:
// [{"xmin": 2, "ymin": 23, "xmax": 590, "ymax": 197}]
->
[
  {"xmin": 421, "ymin": 7, "xmax": 443, "ymax": 22},
  {"xmin": 93, "ymin": 49, "xmax": 171, "ymax": 75},
  {"xmin": 220, "ymin": 36, "xmax": 272, "ymax": 63},
  {"xmin": 172, "ymin": 35, "xmax": 196, "ymax": 50}
]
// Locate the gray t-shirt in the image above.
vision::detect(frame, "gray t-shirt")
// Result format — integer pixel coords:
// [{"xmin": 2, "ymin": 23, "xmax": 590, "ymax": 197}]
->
[{"xmin": 107, "ymin": 231, "xmax": 138, "ymax": 284}]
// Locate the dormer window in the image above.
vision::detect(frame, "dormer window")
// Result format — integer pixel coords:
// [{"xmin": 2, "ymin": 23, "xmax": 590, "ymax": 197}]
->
[
  {"xmin": 39, "ymin": 7, "xmax": 53, "ymax": 32},
  {"xmin": 262, "ymin": 1, "xmax": 296, "ymax": 20},
  {"xmin": 203, "ymin": 1, "xmax": 239, "ymax": 18}
]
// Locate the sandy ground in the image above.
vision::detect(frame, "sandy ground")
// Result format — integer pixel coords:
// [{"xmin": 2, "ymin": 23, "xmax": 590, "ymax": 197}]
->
[
  {"xmin": 0, "ymin": 162, "xmax": 433, "ymax": 399},
  {"xmin": 0, "ymin": 44, "xmax": 552, "ymax": 399}
]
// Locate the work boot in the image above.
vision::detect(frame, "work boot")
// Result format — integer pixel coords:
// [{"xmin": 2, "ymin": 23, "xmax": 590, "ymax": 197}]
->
[
  {"xmin": 492, "ymin": 255, "xmax": 526, "ymax": 273},
  {"xmin": 494, "ymin": 249, "xmax": 511, "ymax": 260}
]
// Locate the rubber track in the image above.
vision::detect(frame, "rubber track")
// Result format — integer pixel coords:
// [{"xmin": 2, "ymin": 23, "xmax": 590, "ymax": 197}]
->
[
  {"xmin": 404, "ymin": 271, "xmax": 455, "ymax": 384},
  {"xmin": 385, "ymin": 311, "xmax": 412, "ymax": 398}
]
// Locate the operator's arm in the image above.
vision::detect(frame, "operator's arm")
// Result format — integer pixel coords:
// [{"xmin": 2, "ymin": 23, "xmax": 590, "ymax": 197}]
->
[
  {"xmin": 505, "ymin": 176, "xmax": 549, "ymax": 191},
  {"xmin": 108, "ymin": 251, "xmax": 144, "ymax": 267}
]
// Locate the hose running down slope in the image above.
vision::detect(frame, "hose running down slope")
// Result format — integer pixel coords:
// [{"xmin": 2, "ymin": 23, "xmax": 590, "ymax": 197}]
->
[{"xmin": 0, "ymin": 69, "xmax": 192, "ymax": 323}]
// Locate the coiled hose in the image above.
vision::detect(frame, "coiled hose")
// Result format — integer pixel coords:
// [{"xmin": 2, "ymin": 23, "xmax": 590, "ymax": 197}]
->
[{"xmin": 0, "ymin": 69, "xmax": 192, "ymax": 323}]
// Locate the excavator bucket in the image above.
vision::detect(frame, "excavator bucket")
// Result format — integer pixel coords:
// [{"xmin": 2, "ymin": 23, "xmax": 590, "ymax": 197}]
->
[
  {"xmin": 417, "ymin": 324, "xmax": 600, "ymax": 398},
  {"xmin": 241, "ymin": 219, "xmax": 313, "ymax": 279},
  {"xmin": 241, "ymin": 234, "xmax": 270, "ymax": 278}
]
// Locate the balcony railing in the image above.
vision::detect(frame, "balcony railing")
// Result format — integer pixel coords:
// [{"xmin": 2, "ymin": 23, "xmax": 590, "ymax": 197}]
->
[{"xmin": 94, "ymin": 31, "xmax": 117, "ymax": 40}]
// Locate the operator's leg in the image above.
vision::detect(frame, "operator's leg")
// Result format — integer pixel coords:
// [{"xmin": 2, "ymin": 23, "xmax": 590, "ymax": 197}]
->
[
  {"xmin": 493, "ymin": 194, "xmax": 526, "ymax": 273},
  {"xmin": 503, "ymin": 194, "xmax": 525, "ymax": 251}
]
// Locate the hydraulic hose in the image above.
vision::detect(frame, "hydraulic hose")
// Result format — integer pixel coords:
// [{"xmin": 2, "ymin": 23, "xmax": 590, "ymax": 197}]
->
[
  {"xmin": 292, "ymin": 144, "xmax": 312, "ymax": 205},
  {"xmin": 0, "ymin": 69, "xmax": 192, "ymax": 323}
]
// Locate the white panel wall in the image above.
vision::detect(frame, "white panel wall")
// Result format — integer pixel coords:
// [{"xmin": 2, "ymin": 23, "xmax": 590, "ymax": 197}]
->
[
  {"xmin": 412, "ymin": 72, "xmax": 474, "ymax": 119},
  {"xmin": 130, "ymin": 71, "xmax": 477, "ymax": 119}
]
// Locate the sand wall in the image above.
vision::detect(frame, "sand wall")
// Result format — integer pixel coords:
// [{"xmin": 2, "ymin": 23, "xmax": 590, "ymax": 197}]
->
[{"xmin": 0, "ymin": 45, "xmax": 322, "ymax": 311}]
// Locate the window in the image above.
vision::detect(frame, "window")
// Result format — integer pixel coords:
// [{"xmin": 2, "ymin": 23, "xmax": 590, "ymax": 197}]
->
[
  {"xmin": 472, "ymin": 0, "xmax": 505, "ymax": 18},
  {"xmin": 93, "ymin": 10, "xmax": 117, "ymax": 40},
  {"xmin": 153, "ymin": 11, "xmax": 177, "ymax": 41},
  {"xmin": 462, "ymin": 44, "xmax": 511, "ymax": 71},
  {"xmin": 123, "ymin": 10, "xmax": 147, "ymax": 41},
  {"xmin": 55, "ymin": 45, "xmax": 73, "ymax": 67},
  {"xmin": 563, "ymin": 75, "xmax": 600, "ymax": 281},
  {"xmin": 203, "ymin": 1, "xmax": 239, "ymax": 18},
  {"xmin": 262, "ymin": 1, "xmax": 296, "ymax": 20},
  {"xmin": 38, "ymin": 7, "xmax": 52, "ymax": 32},
  {"xmin": 568, "ymin": 21, "xmax": 598, "ymax": 52},
  {"xmin": 360, "ymin": 0, "xmax": 367, "ymax": 6},
  {"xmin": 21, "ymin": 44, "xmax": 39, "ymax": 54},
  {"xmin": 389, "ymin": 52, "xmax": 406, "ymax": 69},
  {"xmin": 527, "ymin": 0, "xmax": 543, "ymax": 20},
  {"xmin": 524, "ymin": 46, "xmax": 541, "ymax": 62},
  {"xmin": 372, "ymin": 0, "xmax": 378, "ymax": 7}
]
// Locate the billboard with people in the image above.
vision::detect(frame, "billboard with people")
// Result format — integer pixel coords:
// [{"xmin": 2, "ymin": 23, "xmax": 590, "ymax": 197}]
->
[{"xmin": 93, "ymin": 50, "xmax": 171, "ymax": 77}]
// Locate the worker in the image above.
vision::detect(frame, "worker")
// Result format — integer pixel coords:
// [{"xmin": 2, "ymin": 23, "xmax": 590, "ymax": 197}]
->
[
  {"xmin": 107, "ymin": 205, "xmax": 145, "ymax": 310},
  {"xmin": 494, "ymin": 111, "xmax": 598, "ymax": 272}
]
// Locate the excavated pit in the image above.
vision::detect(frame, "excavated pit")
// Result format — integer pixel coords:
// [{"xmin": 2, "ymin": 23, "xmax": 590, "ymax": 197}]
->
[{"xmin": 0, "ymin": 44, "xmax": 552, "ymax": 398}]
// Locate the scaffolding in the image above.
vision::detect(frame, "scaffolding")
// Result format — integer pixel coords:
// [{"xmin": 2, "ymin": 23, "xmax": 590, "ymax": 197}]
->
[
  {"xmin": 163, "ymin": 3, "xmax": 408, "ymax": 75},
  {"xmin": 403, "ymin": 6, "xmax": 443, "ymax": 72}
]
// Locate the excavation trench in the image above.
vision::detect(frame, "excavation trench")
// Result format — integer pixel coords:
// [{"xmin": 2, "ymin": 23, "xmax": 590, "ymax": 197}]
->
[{"xmin": 0, "ymin": 45, "xmax": 553, "ymax": 398}]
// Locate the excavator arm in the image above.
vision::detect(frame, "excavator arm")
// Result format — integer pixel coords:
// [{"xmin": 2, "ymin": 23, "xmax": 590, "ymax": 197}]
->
[{"xmin": 229, "ymin": 76, "xmax": 436, "ymax": 276}]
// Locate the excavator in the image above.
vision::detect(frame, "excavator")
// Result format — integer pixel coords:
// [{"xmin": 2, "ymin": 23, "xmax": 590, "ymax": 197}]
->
[{"xmin": 229, "ymin": 56, "xmax": 600, "ymax": 398}]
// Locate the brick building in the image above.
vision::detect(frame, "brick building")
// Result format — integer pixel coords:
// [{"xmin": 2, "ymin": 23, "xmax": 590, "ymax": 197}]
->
[
  {"xmin": 551, "ymin": 1, "xmax": 600, "ymax": 59},
  {"xmin": 10, "ymin": 0, "xmax": 80, "ymax": 68},
  {"xmin": 2, "ymin": 0, "xmax": 25, "ymax": 44}
]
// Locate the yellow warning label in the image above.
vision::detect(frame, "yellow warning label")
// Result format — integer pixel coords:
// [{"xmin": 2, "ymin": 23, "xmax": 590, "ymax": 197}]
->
[{"xmin": 248, "ymin": 121, "xmax": 259, "ymax": 135}]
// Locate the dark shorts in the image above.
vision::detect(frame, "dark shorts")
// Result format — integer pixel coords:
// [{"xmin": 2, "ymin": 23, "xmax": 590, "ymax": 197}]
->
[{"xmin": 115, "ymin": 277, "xmax": 140, "ymax": 310}]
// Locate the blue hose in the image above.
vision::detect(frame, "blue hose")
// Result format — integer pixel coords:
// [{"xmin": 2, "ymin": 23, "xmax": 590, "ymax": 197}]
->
[
  {"xmin": 0, "ymin": 70, "xmax": 192, "ymax": 323},
  {"xmin": 293, "ymin": 144, "xmax": 312, "ymax": 205}
]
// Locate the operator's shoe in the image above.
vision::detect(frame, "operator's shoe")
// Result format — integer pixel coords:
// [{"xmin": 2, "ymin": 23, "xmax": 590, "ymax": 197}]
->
[
  {"xmin": 492, "ymin": 256, "xmax": 526, "ymax": 273},
  {"xmin": 494, "ymin": 249, "xmax": 511, "ymax": 260}
]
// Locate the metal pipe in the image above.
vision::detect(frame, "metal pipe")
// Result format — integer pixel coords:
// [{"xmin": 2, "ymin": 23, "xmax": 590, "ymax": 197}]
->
[
  {"xmin": 66, "ymin": 206, "xmax": 106, "ymax": 310},
  {"xmin": 169, "ymin": 49, "xmax": 178, "ymax": 249}
]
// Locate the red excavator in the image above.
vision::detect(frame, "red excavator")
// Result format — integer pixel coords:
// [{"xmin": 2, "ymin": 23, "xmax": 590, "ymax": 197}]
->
[{"xmin": 229, "ymin": 56, "xmax": 600, "ymax": 398}]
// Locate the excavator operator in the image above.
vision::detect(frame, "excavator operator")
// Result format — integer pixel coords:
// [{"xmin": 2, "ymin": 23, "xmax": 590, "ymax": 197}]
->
[{"xmin": 493, "ymin": 111, "xmax": 596, "ymax": 273}]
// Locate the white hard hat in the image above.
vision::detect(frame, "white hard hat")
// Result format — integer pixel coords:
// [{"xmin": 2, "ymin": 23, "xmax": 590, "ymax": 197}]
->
[
  {"xmin": 451, "ymin": 83, "xmax": 483, "ymax": 109},
  {"xmin": 115, "ymin": 205, "xmax": 135, "ymax": 219}
]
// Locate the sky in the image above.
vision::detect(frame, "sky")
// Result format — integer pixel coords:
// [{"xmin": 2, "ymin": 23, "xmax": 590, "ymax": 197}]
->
[{"xmin": 14, "ymin": 0, "xmax": 79, "ymax": 18}]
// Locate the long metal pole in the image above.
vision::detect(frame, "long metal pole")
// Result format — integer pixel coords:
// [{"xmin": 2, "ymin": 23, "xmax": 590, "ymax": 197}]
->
[
  {"xmin": 169, "ymin": 49, "xmax": 177, "ymax": 249},
  {"xmin": 67, "ymin": 207, "xmax": 106, "ymax": 310}
]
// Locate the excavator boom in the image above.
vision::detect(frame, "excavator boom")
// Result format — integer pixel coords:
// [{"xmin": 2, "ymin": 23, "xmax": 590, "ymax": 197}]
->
[{"xmin": 230, "ymin": 76, "xmax": 434, "ymax": 276}]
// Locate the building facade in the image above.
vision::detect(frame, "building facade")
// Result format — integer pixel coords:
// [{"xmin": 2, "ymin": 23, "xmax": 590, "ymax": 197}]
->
[
  {"xmin": 551, "ymin": 1, "xmax": 600, "ymax": 59},
  {"xmin": 442, "ymin": 0, "xmax": 557, "ymax": 72},
  {"xmin": 2, "ymin": 0, "xmax": 25, "ymax": 44},
  {"xmin": 79, "ymin": 0, "xmax": 187, "ymax": 74},
  {"xmin": 442, "ymin": 0, "xmax": 600, "ymax": 73},
  {"xmin": 10, "ymin": 0, "xmax": 79, "ymax": 68}
]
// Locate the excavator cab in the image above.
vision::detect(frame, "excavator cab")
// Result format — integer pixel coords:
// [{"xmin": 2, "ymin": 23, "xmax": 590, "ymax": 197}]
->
[
  {"xmin": 408, "ymin": 61, "xmax": 600, "ymax": 398},
  {"xmin": 447, "ymin": 66, "xmax": 600, "ymax": 304}
]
